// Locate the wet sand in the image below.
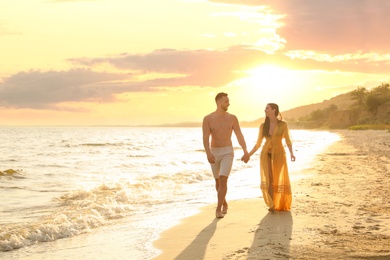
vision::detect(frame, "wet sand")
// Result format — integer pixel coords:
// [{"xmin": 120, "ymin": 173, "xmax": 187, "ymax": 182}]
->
[{"xmin": 153, "ymin": 130, "xmax": 390, "ymax": 259}]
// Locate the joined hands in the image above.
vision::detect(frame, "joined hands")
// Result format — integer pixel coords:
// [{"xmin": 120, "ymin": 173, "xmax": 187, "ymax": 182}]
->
[{"xmin": 241, "ymin": 153, "xmax": 250, "ymax": 163}]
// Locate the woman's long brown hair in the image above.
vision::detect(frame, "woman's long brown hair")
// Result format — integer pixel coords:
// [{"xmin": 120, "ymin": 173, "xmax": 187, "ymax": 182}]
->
[{"xmin": 262, "ymin": 103, "xmax": 283, "ymax": 138}]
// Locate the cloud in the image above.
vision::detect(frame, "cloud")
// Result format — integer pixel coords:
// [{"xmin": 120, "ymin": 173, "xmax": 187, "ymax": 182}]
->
[
  {"xmin": 0, "ymin": 23, "xmax": 21, "ymax": 36},
  {"xmin": 69, "ymin": 47, "xmax": 276, "ymax": 85},
  {"xmin": 47, "ymin": 0, "xmax": 99, "ymax": 2},
  {"xmin": 73, "ymin": 46, "xmax": 390, "ymax": 75},
  {"xmin": 1, "ymin": 46, "xmax": 390, "ymax": 110},
  {"xmin": 0, "ymin": 69, "xmax": 128, "ymax": 109},
  {"xmin": 208, "ymin": 0, "xmax": 390, "ymax": 53},
  {"xmin": 0, "ymin": 47, "xmax": 277, "ymax": 109}
]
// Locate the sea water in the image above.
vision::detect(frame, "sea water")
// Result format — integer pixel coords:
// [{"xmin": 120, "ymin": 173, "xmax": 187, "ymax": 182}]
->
[{"xmin": 0, "ymin": 127, "xmax": 339, "ymax": 259}]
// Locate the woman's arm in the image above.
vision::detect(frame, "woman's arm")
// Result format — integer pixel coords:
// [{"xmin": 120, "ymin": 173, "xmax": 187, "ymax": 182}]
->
[{"xmin": 283, "ymin": 122, "xmax": 296, "ymax": 161}]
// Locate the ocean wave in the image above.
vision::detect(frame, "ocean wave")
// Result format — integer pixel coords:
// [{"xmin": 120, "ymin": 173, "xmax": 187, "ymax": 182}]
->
[
  {"xmin": 79, "ymin": 142, "xmax": 125, "ymax": 147},
  {"xmin": 154, "ymin": 170, "xmax": 211, "ymax": 184},
  {"xmin": 127, "ymin": 154, "xmax": 152, "ymax": 158},
  {"xmin": 0, "ymin": 167, "xmax": 210, "ymax": 252},
  {"xmin": 0, "ymin": 169, "xmax": 26, "ymax": 179},
  {"xmin": 0, "ymin": 183, "xmax": 136, "ymax": 252},
  {"xmin": 62, "ymin": 142, "xmax": 127, "ymax": 147}
]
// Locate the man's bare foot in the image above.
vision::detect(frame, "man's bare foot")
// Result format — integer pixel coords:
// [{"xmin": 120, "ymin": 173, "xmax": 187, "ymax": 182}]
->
[
  {"xmin": 222, "ymin": 204, "xmax": 228, "ymax": 214},
  {"xmin": 268, "ymin": 207, "xmax": 275, "ymax": 212},
  {"xmin": 216, "ymin": 211, "xmax": 224, "ymax": 218}
]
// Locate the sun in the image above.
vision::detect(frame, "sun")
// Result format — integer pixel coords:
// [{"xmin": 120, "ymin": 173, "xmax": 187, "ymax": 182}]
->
[
  {"xmin": 227, "ymin": 64, "xmax": 305, "ymax": 119},
  {"xmin": 240, "ymin": 64, "xmax": 300, "ymax": 101},
  {"xmin": 247, "ymin": 65, "xmax": 295, "ymax": 88}
]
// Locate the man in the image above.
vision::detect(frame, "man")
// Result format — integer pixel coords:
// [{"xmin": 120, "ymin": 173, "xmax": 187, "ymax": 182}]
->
[{"xmin": 202, "ymin": 92, "xmax": 249, "ymax": 218}]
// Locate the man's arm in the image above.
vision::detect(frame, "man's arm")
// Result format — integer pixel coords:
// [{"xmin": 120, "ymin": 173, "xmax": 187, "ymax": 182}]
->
[
  {"xmin": 232, "ymin": 115, "xmax": 249, "ymax": 159},
  {"xmin": 248, "ymin": 123, "xmax": 264, "ymax": 156},
  {"xmin": 202, "ymin": 115, "xmax": 215, "ymax": 163}
]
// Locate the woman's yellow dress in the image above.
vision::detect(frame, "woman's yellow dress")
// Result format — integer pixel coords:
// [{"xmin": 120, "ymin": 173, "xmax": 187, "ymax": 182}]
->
[{"xmin": 254, "ymin": 121, "xmax": 292, "ymax": 211}]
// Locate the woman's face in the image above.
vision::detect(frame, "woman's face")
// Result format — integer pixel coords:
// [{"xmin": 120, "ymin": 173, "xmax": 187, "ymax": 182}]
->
[{"xmin": 264, "ymin": 105, "xmax": 275, "ymax": 117}]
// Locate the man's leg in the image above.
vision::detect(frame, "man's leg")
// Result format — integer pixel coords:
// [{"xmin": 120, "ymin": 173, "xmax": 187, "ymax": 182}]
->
[
  {"xmin": 215, "ymin": 178, "xmax": 228, "ymax": 208},
  {"xmin": 216, "ymin": 176, "xmax": 228, "ymax": 217},
  {"xmin": 213, "ymin": 147, "xmax": 233, "ymax": 218}
]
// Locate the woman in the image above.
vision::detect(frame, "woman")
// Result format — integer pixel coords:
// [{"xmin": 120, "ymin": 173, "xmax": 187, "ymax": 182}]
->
[{"xmin": 245, "ymin": 103, "xmax": 295, "ymax": 211}]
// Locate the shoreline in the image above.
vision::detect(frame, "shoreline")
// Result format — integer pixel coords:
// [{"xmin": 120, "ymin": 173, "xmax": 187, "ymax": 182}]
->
[{"xmin": 152, "ymin": 130, "xmax": 390, "ymax": 259}]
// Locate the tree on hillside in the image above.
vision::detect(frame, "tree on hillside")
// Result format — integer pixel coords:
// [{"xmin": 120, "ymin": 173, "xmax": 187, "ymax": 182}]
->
[
  {"xmin": 306, "ymin": 104, "xmax": 337, "ymax": 121},
  {"xmin": 365, "ymin": 83, "xmax": 390, "ymax": 113},
  {"xmin": 372, "ymin": 83, "xmax": 390, "ymax": 97},
  {"xmin": 351, "ymin": 86, "xmax": 367, "ymax": 107},
  {"xmin": 323, "ymin": 104, "xmax": 337, "ymax": 116},
  {"xmin": 308, "ymin": 109, "xmax": 325, "ymax": 121}
]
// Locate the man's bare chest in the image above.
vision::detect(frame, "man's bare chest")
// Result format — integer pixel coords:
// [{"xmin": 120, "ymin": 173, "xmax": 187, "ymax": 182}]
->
[{"xmin": 210, "ymin": 120, "xmax": 233, "ymax": 132}]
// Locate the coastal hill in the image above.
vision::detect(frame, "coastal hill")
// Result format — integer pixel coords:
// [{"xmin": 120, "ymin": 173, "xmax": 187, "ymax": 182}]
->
[
  {"xmin": 151, "ymin": 83, "xmax": 389, "ymax": 129},
  {"xmin": 240, "ymin": 92, "xmax": 354, "ymax": 127}
]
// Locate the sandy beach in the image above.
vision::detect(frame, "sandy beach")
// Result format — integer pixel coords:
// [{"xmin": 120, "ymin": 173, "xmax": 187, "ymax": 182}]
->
[{"xmin": 153, "ymin": 130, "xmax": 390, "ymax": 259}]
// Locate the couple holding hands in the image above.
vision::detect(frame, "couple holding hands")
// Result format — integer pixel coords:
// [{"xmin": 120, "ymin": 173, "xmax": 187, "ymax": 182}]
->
[{"xmin": 202, "ymin": 92, "xmax": 296, "ymax": 218}]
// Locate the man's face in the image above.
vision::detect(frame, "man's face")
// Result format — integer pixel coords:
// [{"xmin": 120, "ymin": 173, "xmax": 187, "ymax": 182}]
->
[{"xmin": 220, "ymin": 96, "xmax": 230, "ymax": 111}]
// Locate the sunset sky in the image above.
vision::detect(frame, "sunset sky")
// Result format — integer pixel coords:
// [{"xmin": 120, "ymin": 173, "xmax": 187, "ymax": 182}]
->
[{"xmin": 1, "ymin": 0, "xmax": 389, "ymax": 126}]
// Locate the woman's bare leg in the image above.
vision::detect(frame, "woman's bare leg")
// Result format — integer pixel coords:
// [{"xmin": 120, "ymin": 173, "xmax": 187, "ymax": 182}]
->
[{"xmin": 267, "ymin": 155, "xmax": 275, "ymax": 212}]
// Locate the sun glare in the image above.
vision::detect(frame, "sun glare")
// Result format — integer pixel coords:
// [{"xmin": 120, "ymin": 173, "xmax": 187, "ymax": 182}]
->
[
  {"xmin": 228, "ymin": 64, "xmax": 305, "ymax": 118},
  {"xmin": 247, "ymin": 65, "xmax": 296, "ymax": 90}
]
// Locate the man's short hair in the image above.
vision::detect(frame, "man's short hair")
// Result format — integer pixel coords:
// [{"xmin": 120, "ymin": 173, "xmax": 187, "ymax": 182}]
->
[{"xmin": 215, "ymin": 92, "xmax": 228, "ymax": 103}]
